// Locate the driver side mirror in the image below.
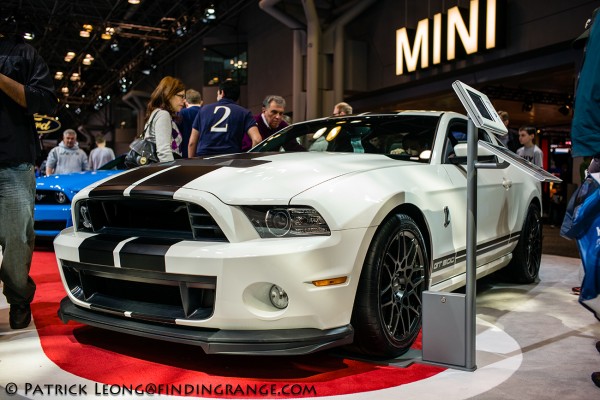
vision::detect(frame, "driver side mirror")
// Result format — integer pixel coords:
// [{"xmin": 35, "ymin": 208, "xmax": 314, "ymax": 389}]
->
[{"xmin": 450, "ymin": 143, "xmax": 496, "ymax": 164}]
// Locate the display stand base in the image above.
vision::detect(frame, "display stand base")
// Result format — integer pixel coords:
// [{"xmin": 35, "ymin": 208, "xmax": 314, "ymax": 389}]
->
[{"xmin": 421, "ymin": 290, "xmax": 477, "ymax": 371}]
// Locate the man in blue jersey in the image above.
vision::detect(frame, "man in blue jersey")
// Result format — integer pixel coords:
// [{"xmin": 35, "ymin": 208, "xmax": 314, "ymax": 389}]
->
[{"xmin": 188, "ymin": 80, "xmax": 261, "ymax": 157}]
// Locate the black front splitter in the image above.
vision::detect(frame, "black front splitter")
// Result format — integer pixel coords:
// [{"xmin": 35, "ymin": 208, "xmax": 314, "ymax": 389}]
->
[{"xmin": 58, "ymin": 297, "xmax": 354, "ymax": 356}]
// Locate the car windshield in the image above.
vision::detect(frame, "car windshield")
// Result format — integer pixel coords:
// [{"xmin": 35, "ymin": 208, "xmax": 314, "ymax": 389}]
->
[
  {"xmin": 250, "ymin": 114, "xmax": 439, "ymax": 162},
  {"xmin": 99, "ymin": 154, "xmax": 127, "ymax": 170}
]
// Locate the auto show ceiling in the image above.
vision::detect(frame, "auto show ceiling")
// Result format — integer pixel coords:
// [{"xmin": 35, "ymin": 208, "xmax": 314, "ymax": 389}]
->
[
  {"xmin": 0, "ymin": 0, "xmax": 254, "ymax": 112},
  {"xmin": 1, "ymin": 0, "xmax": 578, "ymax": 130}
]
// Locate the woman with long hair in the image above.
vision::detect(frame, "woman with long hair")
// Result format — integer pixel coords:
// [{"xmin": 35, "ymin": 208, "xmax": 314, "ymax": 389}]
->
[{"xmin": 144, "ymin": 76, "xmax": 186, "ymax": 162}]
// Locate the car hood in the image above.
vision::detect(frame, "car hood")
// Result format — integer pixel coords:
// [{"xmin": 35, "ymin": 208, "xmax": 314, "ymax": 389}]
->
[
  {"xmin": 37, "ymin": 170, "xmax": 122, "ymax": 193},
  {"xmin": 87, "ymin": 152, "xmax": 411, "ymax": 204}
]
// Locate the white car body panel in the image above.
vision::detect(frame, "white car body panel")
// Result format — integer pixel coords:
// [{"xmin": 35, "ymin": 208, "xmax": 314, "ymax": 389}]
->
[{"xmin": 52, "ymin": 111, "xmax": 543, "ymax": 356}]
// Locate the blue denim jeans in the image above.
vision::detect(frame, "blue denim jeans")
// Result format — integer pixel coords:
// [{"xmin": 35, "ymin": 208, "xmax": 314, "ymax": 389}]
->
[{"xmin": 0, "ymin": 163, "xmax": 36, "ymax": 305}]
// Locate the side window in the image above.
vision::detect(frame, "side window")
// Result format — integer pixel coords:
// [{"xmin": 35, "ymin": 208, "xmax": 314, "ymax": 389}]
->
[
  {"xmin": 444, "ymin": 120, "xmax": 467, "ymax": 163},
  {"xmin": 444, "ymin": 120, "xmax": 498, "ymax": 164},
  {"xmin": 478, "ymin": 128, "xmax": 494, "ymax": 143}
]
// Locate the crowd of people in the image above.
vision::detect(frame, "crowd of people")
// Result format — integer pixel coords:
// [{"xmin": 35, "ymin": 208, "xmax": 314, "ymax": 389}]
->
[
  {"xmin": 35, "ymin": 129, "xmax": 116, "ymax": 177},
  {"xmin": 35, "ymin": 82, "xmax": 551, "ymax": 178}
]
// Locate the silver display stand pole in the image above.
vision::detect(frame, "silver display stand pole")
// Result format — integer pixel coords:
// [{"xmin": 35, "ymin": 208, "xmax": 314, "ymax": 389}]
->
[
  {"xmin": 464, "ymin": 116, "xmax": 478, "ymax": 371},
  {"xmin": 420, "ymin": 117, "xmax": 478, "ymax": 371}
]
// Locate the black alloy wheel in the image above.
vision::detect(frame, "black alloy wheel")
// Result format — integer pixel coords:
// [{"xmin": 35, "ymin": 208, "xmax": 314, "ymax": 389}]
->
[
  {"xmin": 506, "ymin": 203, "xmax": 542, "ymax": 283},
  {"xmin": 350, "ymin": 214, "xmax": 428, "ymax": 358}
]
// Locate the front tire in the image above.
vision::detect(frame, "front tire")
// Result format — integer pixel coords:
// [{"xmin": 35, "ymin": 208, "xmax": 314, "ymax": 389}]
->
[
  {"xmin": 350, "ymin": 214, "xmax": 428, "ymax": 358},
  {"xmin": 506, "ymin": 203, "xmax": 542, "ymax": 283}
]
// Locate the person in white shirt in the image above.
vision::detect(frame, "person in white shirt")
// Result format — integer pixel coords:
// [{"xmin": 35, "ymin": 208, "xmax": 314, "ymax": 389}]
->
[
  {"xmin": 89, "ymin": 136, "xmax": 115, "ymax": 170},
  {"xmin": 516, "ymin": 126, "xmax": 543, "ymax": 168}
]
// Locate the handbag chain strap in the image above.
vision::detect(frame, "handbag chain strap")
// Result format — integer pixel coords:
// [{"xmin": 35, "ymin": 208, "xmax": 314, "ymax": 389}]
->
[{"xmin": 140, "ymin": 110, "xmax": 159, "ymax": 139}]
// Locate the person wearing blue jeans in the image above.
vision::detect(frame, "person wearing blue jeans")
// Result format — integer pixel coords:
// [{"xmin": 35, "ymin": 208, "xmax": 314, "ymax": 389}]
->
[{"xmin": 0, "ymin": 26, "xmax": 57, "ymax": 329}]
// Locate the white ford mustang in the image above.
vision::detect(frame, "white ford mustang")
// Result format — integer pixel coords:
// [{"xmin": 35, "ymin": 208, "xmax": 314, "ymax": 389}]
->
[{"xmin": 53, "ymin": 111, "xmax": 543, "ymax": 358}]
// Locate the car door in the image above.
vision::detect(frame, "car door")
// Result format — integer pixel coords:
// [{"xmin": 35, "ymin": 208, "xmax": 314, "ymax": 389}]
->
[{"xmin": 435, "ymin": 117, "xmax": 512, "ymax": 284}]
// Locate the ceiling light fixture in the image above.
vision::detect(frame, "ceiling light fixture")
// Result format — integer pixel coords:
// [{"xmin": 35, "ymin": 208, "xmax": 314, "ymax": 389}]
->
[
  {"xmin": 229, "ymin": 58, "xmax": 248, "ymax": 69},
  {"xmin": 23, "ymin": 31, "xmax": 35, "ymax": 40},
  {"xmin": 80, "ymin": 24, "xmax": 93, "ymax": 38},
  {"xmin": 206, "ymin": 4, "xmax": 216, "ymax": 19},
  {"xmin": 64, "ymin": 51, "xmax": 76, "ymax": 62},
  {"xmin": 175, "ymin": 23, "xmax": 187, "ymax": 37},
  {"xmin": 101, "ymin": 27, "xmax": 114, "ymax": 40},
  {"xmin": 54, "ymin": 71, "xmax": 64, "ymax": 80},
  {"xmin": 202, "ymin": 5, "xmax": 217, "ymax": 23},
  {"xmin": 82, "ymin": 54, "xmax": 94, "ymax": 66},
  {"xmin": 128, "ymin": 0, "xmax": 141, "ymax": 4}
]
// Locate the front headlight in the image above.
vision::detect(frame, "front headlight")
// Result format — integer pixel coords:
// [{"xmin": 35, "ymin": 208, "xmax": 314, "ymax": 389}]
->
[
  {"xmin": 241, "ymin": 206, "xmax": 330, "ymax": 238},
  {"xmin": 34, "ymin": 190, "xmax": 72, "ymax": 204},
  {"xmin": 55, "ymin": 192, "xmax": 68, "ymax": 204}
]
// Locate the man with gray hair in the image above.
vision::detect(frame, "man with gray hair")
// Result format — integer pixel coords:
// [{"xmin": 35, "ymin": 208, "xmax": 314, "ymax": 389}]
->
[
  {"xmin": 333, "ymin": 102, "xmax": 353, "ymax": 116},
  {"xmin": 242, "ymin": 95, "xmax": 303, "ymax": 151},
  {"xmin": 177, "ymin": 88, "xmax": 203, "ymax": 158},
  {"xmin": 45, "ymin": 128, "xmax": 88, "ymax": 175}
]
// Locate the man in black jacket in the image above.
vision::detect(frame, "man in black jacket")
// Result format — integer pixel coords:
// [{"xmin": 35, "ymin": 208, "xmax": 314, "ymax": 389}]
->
[{"xmin": 0, "ymin": 23, "xmax": 57, "ymax": 329}]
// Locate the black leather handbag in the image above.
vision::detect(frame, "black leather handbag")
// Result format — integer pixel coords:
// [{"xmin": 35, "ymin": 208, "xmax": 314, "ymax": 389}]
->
[{"xmin": 124, "ymin": 112, "xmax": 159, "ymax": 168}]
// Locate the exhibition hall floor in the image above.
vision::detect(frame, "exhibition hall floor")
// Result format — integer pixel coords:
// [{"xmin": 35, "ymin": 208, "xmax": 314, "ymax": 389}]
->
[{"xmin": 1, "ymin": 231, "xmax": 599, "ymax": 399}]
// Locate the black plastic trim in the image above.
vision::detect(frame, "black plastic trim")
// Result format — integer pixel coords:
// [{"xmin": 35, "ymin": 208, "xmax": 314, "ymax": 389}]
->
[{"xmin": 58, "ymin": 297, "xmax": 354, "ymax": 356}]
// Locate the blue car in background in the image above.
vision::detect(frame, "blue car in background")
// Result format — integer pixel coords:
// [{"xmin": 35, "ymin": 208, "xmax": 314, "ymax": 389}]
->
[{"xmin": 34, "ymin": 156, "xmax": 127, "ymax": 238}]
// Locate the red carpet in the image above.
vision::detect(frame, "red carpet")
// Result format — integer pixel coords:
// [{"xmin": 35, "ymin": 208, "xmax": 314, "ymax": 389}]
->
[{"xmin": 30, "ymin": 249, "xmax": 444, "ymax": 398}]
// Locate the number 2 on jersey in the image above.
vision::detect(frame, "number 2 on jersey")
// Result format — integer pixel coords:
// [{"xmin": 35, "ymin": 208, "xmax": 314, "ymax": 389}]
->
[{"xmin": 211, "ymin": 106, "xmax": 231, "ymax": 132}]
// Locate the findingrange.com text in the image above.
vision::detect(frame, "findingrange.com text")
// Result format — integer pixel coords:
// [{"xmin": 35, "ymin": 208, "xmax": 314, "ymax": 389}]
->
[{"xmin": 4, "ymin": 382, "xmax": 317, "ymax": 397}]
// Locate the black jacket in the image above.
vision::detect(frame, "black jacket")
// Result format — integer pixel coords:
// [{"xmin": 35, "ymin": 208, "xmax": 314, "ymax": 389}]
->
[{"xmin": 0, "ymin": 35, "xmax": 57, "ymax": 165}]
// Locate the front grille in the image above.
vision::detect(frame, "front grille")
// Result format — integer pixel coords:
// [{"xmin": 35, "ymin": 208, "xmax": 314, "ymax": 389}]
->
[
  {"xmin": 34, "ymin": 220, "xmax": 67, "ymax": 231},
  {"xmin": 35, "ymin": 190, "xmax": 69, "ymax": 205},
  {"xmin": 77, "ymin": 197, "xmax": 227, "ymax": 241},
  {"xmin": 61, "ymin": 260, "xmax": 216, "ymax": 322}
]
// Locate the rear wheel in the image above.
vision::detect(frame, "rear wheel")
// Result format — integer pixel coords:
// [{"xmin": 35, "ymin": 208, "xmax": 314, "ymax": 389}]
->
[
  {"xmin": 506, "ymin": 203, "xmax": 542, "ymax": 283},
  {"xmin": 350, "ymin": 214, "xmax": 428, "ymax": 358}
]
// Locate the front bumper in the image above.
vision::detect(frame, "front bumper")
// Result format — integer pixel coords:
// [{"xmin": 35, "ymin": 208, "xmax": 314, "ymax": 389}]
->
[
  {"xmin": 54, "ymin": 225, "xmax": 374, "ymax": 332},
  {"xmin": 34, "ymin": 204, "xmax": 72, "ymax": 237},
  {"xmin": 58, "ymin": 297, "xmax": 353, "ymax": 355}
]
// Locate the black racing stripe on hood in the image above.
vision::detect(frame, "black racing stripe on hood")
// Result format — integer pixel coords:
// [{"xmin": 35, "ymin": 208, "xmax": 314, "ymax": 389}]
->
[
  {"xmin": 119, "ymin": 237, "xmax": 182, "ymax": 272},
  {"xmin": 79, "ymin": 234, "xmax": 124, "ymax": 266},
  {"xmin": 128, "ymin": 165, "xmax": 222, "ymax": 197},
  {"xmin": 89, "ymin": 157, "xmax": 272, "ymax": 198},
  {"xmin": 89, "ymin": 165, "xmax": 173, "ymax": 197}
]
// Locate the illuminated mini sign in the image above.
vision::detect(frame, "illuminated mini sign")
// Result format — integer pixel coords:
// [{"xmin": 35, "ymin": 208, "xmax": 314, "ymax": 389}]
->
[
  {"xmin": 396, "ymin": 0, "xmax": 501, "ymax": 75},
  {"xmin": 34, "ymin": 114, "xmax": 61, "ymax": 134}
]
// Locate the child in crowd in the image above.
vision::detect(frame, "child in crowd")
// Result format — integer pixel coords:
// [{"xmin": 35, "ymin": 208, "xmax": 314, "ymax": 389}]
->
[{"xmin": 517, "ymin": 126, "xmax": 543, "ymax": 168}]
